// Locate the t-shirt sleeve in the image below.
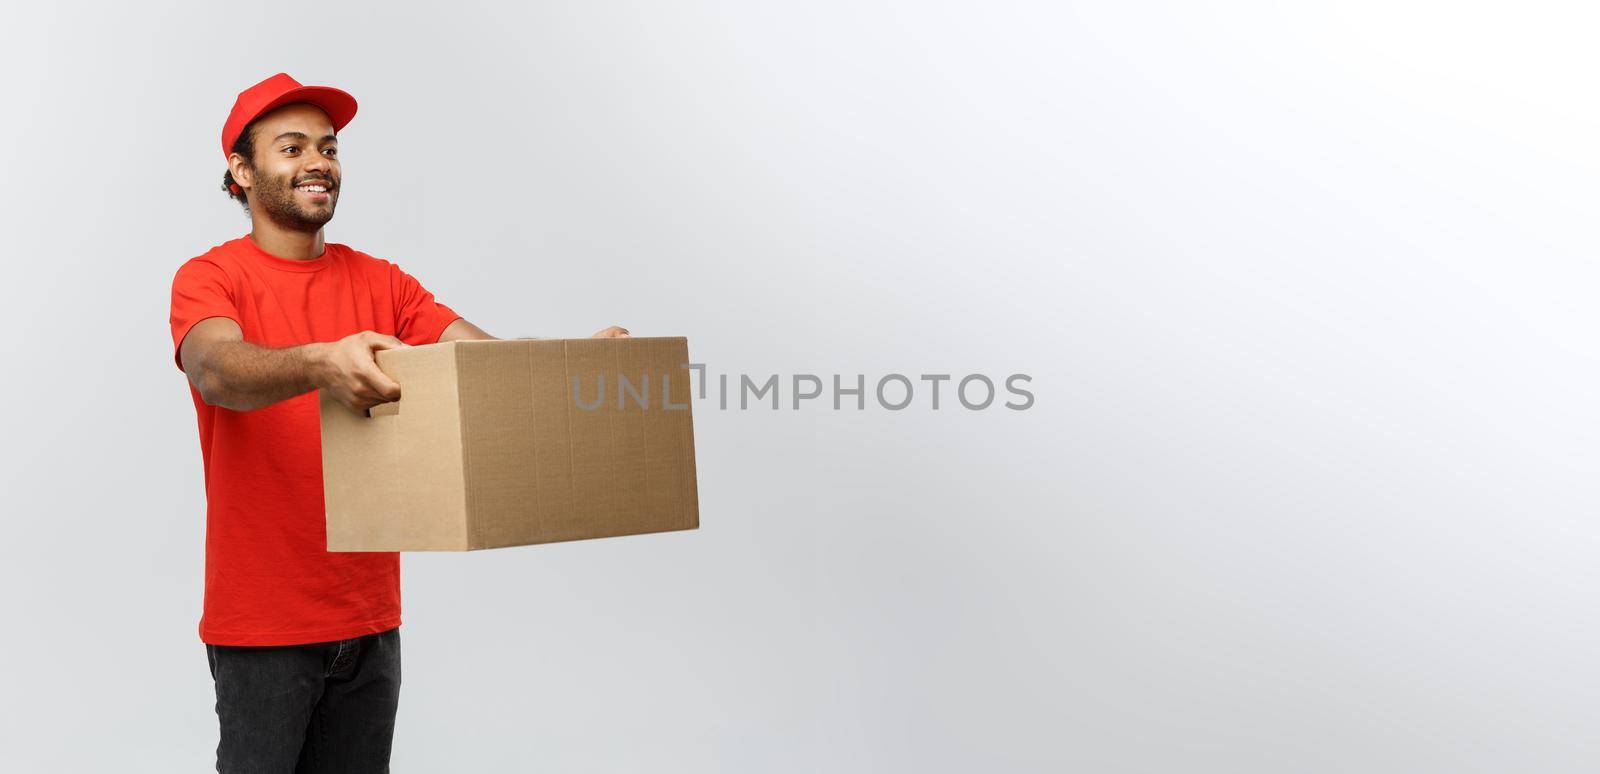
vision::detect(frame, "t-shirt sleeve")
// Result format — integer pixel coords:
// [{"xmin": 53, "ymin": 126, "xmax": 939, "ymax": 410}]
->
[
  {"xmin": 390, "ymin": 262, "xmax": 463, "ymax": 345},
  {"xmin": 170, "ymin": 259, "xmax": 242, "ymax": 372}
]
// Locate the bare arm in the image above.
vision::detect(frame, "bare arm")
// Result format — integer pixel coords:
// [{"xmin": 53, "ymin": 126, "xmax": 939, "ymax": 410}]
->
[
  {"xmin": 439, "ymin": 317, "xmax": 499, "ymax": 341},
  {"xmin": 438, "ymin": 317, "xmax": 632, "ymax": 342},
  {"xmin": 180, "ymin": 317, "xmax": 406, "ymax": 413}
]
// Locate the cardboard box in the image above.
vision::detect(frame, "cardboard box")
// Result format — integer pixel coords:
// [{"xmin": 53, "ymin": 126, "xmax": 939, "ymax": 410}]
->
[{"xmin": 319, "ymin": 337, "xmax": 700, "ymax": 551}]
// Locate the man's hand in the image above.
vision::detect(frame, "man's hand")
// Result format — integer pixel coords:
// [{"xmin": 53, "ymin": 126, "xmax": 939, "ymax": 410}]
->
[
  {"xmin": 591, "ymin": 325, "xmax": 631, "ymax": 338},
  {"xmin": 311, "ymin": 331, "xmax": 409, "ymax": 413}
]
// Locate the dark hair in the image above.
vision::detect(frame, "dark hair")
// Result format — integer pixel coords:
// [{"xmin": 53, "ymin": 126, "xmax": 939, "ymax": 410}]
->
[{"xmin": 220, "ymin": 121, "xmax": 258, "ymax": 211}]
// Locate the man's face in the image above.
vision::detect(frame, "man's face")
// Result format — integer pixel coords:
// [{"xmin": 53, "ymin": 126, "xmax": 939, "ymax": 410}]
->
[{"xmin": 237, "ymin": 103, "xmax": 342, "ymax": 231}]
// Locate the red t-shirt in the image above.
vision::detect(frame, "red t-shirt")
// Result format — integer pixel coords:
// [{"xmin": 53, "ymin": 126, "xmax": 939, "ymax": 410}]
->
[{"xmin": 169, "ymin": 235, "xmax": 462, "ymax": 646}]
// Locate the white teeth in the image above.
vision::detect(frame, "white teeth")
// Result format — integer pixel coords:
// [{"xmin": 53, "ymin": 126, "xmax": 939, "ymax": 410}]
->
[{"xmin": 296, "ymin": 185, "xmax": 328, "ymax": 193}]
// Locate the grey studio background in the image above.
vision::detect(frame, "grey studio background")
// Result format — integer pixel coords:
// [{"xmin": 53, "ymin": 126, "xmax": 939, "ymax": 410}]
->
[{"xmin": 1, "ymin": 1, "xmax": 1594, "ymax": 772}]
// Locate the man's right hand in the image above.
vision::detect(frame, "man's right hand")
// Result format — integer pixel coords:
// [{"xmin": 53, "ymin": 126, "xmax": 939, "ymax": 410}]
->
[{"xmin": 312, "ymin": 331, "xmax": 409, "ymax": 414}]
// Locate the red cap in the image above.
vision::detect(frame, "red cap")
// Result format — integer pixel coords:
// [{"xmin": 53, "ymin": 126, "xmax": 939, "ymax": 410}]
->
[{"xmin": 221, "ymin": 73, "xmax": 357, "ymax": 161}]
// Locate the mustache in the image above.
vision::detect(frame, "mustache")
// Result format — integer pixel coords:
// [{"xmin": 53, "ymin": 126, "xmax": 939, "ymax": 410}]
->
[{"xmin": 290, "ymin": 176, "xmax": 338, "ymax": 189}]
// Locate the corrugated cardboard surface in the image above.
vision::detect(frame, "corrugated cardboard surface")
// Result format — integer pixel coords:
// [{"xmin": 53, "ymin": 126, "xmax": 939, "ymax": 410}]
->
[
  {"xmin": 320, "ymin": 337, "xmax": 699, "ymax": 551},
  {"xmin": 320, "ymin": 343, "xmax": 468, "ymax": 550}
]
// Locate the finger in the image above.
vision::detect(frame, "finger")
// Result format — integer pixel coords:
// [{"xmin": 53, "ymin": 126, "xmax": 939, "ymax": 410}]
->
[
  {"xmin": 359, "ymin": 368, "xmax": 403, "ymax": 401},
  {"xmin": 368, "ymin": 334, "xmax": 409, "ymax": 351}
]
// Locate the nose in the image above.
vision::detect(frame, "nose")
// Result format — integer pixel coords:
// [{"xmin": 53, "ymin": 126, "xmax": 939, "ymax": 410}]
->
[{"xmin": 302, "ymin": 152, "xmax": 333, "ymax": 179}]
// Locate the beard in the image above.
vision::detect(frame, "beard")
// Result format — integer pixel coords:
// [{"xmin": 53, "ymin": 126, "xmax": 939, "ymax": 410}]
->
[{"xmin": 251, "ymin": 168, "xmax": 338, "ymax": 232}]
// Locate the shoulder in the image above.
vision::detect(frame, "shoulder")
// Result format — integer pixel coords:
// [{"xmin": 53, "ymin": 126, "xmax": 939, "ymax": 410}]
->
[
  {"xmin": 173, "ymin": 237, "xmax": 249, "ymax": 283},
  {"xmin": 327, "ymin": 244, "xmax": 422, "ymax": 292},
  {"xmin": 327, "ymin": 242, "xmax": 396, "ymax": 272}
]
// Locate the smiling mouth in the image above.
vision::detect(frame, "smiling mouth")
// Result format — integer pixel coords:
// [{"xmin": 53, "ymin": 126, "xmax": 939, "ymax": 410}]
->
[{"xmin": 294, "ymin": 182, "xmax": 334, "ymax": 199}]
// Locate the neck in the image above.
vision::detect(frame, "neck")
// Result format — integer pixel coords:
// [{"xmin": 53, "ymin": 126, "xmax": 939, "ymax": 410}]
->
[{"xmin": 249, "ymin": 215, "xmax": 325, "ymax": 261}]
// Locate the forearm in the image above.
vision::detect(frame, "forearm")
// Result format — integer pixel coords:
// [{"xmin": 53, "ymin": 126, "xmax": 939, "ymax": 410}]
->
[{"xmin": 193, "ymin": 340, "xmax": 329, "ymax": 412}]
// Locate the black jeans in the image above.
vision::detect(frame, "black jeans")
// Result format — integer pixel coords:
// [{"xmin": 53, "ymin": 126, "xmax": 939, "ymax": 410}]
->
[{"xmin": 206, "ymin": 626, "xmax": 402, "ymax": 773}]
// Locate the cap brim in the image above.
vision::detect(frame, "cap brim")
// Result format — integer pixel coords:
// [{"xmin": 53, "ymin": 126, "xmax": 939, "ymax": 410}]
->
[{"xmin": 253, "ymin": 85, "xmax": 359, "ymax": 133}]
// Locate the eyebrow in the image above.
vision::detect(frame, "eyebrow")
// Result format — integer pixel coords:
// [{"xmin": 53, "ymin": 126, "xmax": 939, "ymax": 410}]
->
[{"xmin": 271, "ymin": 131, "xmax": 338, "ymax": 144}]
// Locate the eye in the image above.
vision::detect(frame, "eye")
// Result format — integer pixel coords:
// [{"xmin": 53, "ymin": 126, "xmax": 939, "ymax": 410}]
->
[
  {"xmin": 281, "ymin": 145, "xmax": 300, "ymax": 155},
  {"xmin": 323, "ymin": 147, "xmax": 338, "ymax": 157}
]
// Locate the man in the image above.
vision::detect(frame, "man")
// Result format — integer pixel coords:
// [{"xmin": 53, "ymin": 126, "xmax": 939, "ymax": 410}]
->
[{"xmin": 170, "ymin": 73, "xmax": 627, "ymax": 773}]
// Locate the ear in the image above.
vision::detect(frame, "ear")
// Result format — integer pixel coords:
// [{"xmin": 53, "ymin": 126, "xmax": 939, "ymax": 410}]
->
[{"xmin": 227, "ymin": 152, "xmax": 254, "ymax": 192}]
